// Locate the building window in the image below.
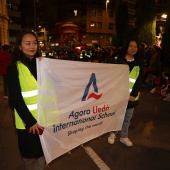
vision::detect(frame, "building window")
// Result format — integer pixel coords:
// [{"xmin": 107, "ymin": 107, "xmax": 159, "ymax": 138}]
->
[
  {"xmin": 109, "ymin": 23, "xmax": 114, "ymax": 30},
  {"xmin": 91, "ymin": 10, "xmax": 96, "ymax": 16},
  {"xmin": 96, "ymin": 10, "xmax": 102, "ymax": 17},
  {"xmin": 7, "ymin": 3, "xmax": 19, "ymax": 11},
  {"xmin": 8, "ymin": 17, "xmax": 21, "ymax": 24},
  {"xmin": 91, "ymin": 9, "xmax": 102, "ymax": 17},
  {"xmin": 9, "ymin": 30, "xmax": 20, "ymax": 37},
  {"xmin": 96, "ymin": 22, "xmax": 102, "ymax": 29},
  {"xmin": 90, "ymin": 22, "xmax": 96, "ymax": 27},
  {"xmin": 109, "ymin": 11, "xmax": 114, "ymax": 18},
  {"xmin": 90, "ymin": 22, "xmax": 102, "ymax": 29}
]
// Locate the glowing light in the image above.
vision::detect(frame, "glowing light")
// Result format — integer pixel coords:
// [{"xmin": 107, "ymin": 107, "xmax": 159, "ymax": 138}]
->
[
  {"xmin": 74, "ymin": 10, "xmax": 77, "ymax": 16},
  {"xmin": 161, "ymin": 14, "xmax": 167, "ymax": 19}
]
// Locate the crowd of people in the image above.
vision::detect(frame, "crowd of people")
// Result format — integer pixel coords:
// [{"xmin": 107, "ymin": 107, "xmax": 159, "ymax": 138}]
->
[
  {"xmin": 0, "ymin": 30, "xmax": 170, "ymax": 169},
  {"xmin": 43, "ymin": 39, "xmax": 170, "ymax": 102},
  {"xmin": 141, "ymin": 42, "xmax": 170, "ymax": 101}
]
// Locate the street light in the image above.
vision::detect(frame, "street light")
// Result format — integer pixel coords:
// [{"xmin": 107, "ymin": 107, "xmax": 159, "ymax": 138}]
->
[
  {"xmin": 106, "ymin": 0, "xmax": 109, "ymax": 11},
  {"xmin": 105, "ymin": 0, "xmax": 109, "ymax": 46}
]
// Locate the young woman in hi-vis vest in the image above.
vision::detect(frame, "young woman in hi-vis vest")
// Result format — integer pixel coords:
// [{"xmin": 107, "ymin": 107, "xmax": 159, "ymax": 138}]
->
[
  {"xmin": 108, "ymin": 39, "xmax": 144, "ymax": 147},
  {"xmin": 7, "ymin": 31, "xmax": 46, "ymax": 170}
]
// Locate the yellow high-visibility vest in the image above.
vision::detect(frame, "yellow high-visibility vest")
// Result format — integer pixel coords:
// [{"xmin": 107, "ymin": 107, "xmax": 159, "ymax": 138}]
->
[
  {"xmin": 14, "ymin": 61, "xmax": 38, "ymax": 129},
  {"xmin": 113, "ymin": 55, "xmax": 140, "ymax": 100},
  {"xmin": 129, "ymin": 66, "xmax": 140, "ymax": 100}
]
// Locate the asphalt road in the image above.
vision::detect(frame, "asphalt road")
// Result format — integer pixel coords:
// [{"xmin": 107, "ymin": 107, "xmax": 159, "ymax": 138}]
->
[{"xmin": 0, "ymin": 76, "xmax": 170, "ymax": 170}]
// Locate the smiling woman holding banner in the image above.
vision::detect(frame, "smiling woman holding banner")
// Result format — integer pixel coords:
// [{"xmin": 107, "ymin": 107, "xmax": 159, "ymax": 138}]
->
[
  {"xmin": 7, "ymin": 31, "xmax": 46, "ymax": 170},
  {"xmin": 108, "ymin": 39, "xmax": 144, "ymax": 146}
]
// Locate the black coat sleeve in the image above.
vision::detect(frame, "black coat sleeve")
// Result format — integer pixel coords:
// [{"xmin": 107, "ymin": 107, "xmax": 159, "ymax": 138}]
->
[{"xmin": 7, "ymin": 63, "xmax": 37, "ymax": 128}]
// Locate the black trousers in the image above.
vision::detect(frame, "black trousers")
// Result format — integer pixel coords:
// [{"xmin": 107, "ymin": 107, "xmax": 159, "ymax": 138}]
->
[{"xmin": 2, "ymin": 75, "xmax": 8, "ymax": 96}]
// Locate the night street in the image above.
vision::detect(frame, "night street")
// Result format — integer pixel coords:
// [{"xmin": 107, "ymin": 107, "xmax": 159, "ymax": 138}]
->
[{"xmin": 0, "ymin": 76, "xmax": 170, "ymax": 170}]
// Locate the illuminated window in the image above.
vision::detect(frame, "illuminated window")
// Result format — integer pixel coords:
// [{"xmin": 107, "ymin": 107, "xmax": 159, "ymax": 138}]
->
[
  {"xmin": 74, "ymin": 10, "xmax": 77, "ymax": 16},
  {"xmin": 161, "ymin": 14, "xmax": 167, "ymax": 19},
  {"xmin": 90, "ymin": 22, "xmax": 96, "ymax": 27}
]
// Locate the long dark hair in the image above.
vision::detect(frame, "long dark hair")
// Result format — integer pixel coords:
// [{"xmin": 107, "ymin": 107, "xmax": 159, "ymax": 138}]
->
[
  {"xmin": 119, "ymin": 39, "xmax": 141, "ymax": 60},
  {"xmin": 11, "ymin": 30, "xmax": 40, "ymax": 65}
]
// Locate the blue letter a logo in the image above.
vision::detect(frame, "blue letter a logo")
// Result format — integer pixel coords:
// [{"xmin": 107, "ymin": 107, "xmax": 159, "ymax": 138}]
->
[{"xmin": 81, "ymin": 73, "xmax": 102, "ymax": 101}]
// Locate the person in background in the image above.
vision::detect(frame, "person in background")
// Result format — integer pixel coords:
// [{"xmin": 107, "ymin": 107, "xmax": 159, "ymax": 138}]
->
[
  {"xmin": 0, "ymin": 44, "xmax": 12, "ymax": 99},
  {"xmin": 143, "ymin": 45, "xmax": 162, "ymax": 89},
  {"xmin": 7, "ymin": 30, "xmax": 46, "ymax": 170},
  {"xmin": 148, "ymin": 45, "xmax": 162, "ymax": 77},
  {"xmin": 108, "ymin": 39, "xmax": 144, "ymax": 146},
  {"xmin": 156, "ymin": 32, "xmax": 162, "ymax": 47}
]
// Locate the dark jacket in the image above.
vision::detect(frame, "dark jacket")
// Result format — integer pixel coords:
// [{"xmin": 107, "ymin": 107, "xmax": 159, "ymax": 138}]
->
[{"xmin": 149, "ymin": 46, "xmax": 162, "ymax": 73}]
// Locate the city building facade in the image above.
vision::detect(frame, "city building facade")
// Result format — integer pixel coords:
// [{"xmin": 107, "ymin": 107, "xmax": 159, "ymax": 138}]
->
[
  {"xmin": 6, "ymin": 0, "xmax": 21, "ymax": 46},
  {"xmin": 0, "ymin": 0, "xmax": 9, "ymax": 45},
  {"xmin": 3, "ymin": 0, "xmax": 167, "ymax": 48},
  {"xmin": 54, "ymin": 0, "xmax": 116, "ymax": 47}
]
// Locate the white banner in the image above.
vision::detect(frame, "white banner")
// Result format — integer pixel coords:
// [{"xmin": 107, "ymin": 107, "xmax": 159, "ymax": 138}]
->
[{"xmin": 37, "ymin": 58, "xmax": 129, "ymax": 164}]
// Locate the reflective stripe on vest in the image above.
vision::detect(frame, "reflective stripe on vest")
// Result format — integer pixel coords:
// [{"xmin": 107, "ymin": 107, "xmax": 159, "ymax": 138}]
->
[
  {"xmin": 14, "ymin": 62, "xmax": 38, "ymax": 129},
  {"xmin": 27, "ymin": 104, "xmax": 37, "ymax": 110},
  {"xmin": 129, "ymin": 66, "xmax": 140, "ymax": 100},
  {"xmin": 129, "ymin": 78, "xmax": 136, "ymax": 83},
  {"xmin": 21, "ymin": 89, "xmax": 38, "ymax": 97}
]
